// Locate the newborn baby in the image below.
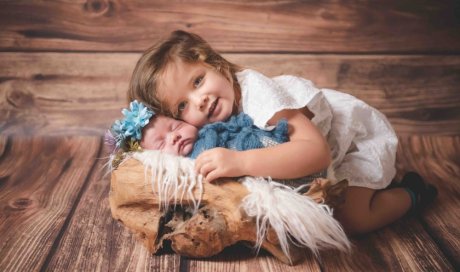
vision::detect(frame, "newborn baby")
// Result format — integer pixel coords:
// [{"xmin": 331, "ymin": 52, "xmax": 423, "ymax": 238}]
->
[{"xmin": 140, "ymin": 112, "xmax": 288, "ymax": 158}]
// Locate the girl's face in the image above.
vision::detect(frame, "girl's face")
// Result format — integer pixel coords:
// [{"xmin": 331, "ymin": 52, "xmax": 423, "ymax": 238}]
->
[{"xmin": 157, "ymin": 60, "xmax": 235, "ymax": 128}]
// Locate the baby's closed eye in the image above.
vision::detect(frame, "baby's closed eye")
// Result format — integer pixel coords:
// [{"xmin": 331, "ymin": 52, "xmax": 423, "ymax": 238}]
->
[{"xmin": 157, "ymin": 141, "xmax": 165, "ymax": 150}]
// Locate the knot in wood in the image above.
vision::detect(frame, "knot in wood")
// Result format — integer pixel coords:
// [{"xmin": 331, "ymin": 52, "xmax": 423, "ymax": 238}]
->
[
  {"xmin": 6, "ymin": 88, "xmax": 34, "ymax": 108},
  {"xmin": 84, "ymin": 0, "xmax": 114, "ymax": 16},
  {"xmin": 9, "ymin": 198, "xmax": 33, "ymax": 210}
]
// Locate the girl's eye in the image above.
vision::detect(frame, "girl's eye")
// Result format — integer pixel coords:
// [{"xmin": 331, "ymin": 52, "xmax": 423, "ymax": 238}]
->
[
  {"xmin": 178, "ymin": 101, "xmax": 188, "ymax": 113},
  {"xmin": 193, "ymin": 75, "xmax": 203, "ymax": 88}
]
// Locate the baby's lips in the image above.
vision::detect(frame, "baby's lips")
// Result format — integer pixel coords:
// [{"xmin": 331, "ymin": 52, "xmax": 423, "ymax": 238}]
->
[{"xmin": 178, "ymin": 139, "xmax": 189, "ymax": 155}]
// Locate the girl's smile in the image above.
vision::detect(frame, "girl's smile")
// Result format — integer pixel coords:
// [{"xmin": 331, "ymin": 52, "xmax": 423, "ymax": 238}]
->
[
  {"xmin": 208, "ymin": 98, "xmax": 220, "ymax": 119},
  {"xmin": 157, "ymin": 60, "xmax": 235, "ymax": 128}
]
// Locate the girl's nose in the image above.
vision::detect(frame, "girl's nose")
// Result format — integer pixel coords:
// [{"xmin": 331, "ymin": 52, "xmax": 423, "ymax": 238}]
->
[{"xmin": 192, "ymin": 94, "xmax": 209, "ymax": 111}]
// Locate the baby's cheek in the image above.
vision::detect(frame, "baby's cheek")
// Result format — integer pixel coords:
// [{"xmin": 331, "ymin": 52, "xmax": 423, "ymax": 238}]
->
[
  {"xmin": 139, "ymin": 138, "xmax": 148, "ymax": 149},
  {"xmin": 140, "ymin": 140, "xmax": 154, "ymax": 150},
  {"xmin": 164, "ymin": 146, "xmax": 180, "ymax": 156}
]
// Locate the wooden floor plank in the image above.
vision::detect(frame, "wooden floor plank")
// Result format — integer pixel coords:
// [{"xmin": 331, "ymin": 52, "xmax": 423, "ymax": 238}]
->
[
  {"xmin": 45, "ymin": 152, "xmax": 181, "ymax": 271},
  {"xmin": 0, "ymin": 136, "xmax": 101, "ymax": 271},
  {"xmin": 1, "ymin": 1, "xmax": 459, "ymax": 53},
  {"xmin": 185, "ymin": 244, "xmax": 320, "ymax": 272},
  {"xmin": 1, "ymin": 53, "xmax": 459, "ymax": 135},
  {"xmin": 321, "ymin": 217, "xmax": 454, "ymax": 271},
  {"xmin": 1, "ymin": 137, "xmax": 456, "ymax": 270},
  {"xmin": 396, "ymin": 135, "xmax": 460, "ymax": 268}
]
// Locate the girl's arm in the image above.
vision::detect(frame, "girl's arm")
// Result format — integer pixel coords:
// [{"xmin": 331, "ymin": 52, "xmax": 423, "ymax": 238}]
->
[{"xmin": 195, "ymin": 108, "xmax": 331, "ymax": 182}]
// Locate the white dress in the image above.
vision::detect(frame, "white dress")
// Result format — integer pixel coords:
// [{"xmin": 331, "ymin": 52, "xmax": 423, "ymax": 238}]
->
[{"xmin": 236, "ymin": 69, "xmax": 398, "ymax": 190}]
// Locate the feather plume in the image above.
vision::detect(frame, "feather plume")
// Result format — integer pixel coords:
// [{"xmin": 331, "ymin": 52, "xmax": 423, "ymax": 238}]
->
[
  {"xmin": 133, "ymin": 150, "xmax": 203, "ymax": 213},
  {"xmin": 241, "ymin": 176, "xmax": 350, "ymax": 261}
]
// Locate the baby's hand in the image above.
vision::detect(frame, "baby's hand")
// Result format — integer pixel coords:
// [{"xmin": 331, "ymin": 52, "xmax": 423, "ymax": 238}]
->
[{"xmin": 195, "ymin": 148, "xmax": 246, "ymax": 183}]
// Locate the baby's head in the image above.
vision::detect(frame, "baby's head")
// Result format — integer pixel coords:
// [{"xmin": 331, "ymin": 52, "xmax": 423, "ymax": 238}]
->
[
  {"xmin": 140, "ymin": 114, "xmax": 198, "ymax": 156},
  {"xmin": 106, "ymin": 100, "xmax": 197, "ymax": 157},
  {"xmin": 128, "ymin": 30, "xmax": 241, "ymax": 128}
]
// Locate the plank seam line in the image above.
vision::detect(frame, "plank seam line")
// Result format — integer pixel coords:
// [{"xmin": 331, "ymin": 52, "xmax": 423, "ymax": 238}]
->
[
  {"xmin": 39, "ymin": 136, "xmax": 104, "ymax": 272},
  {"xmin": 2, "ymin": 50, "xmax": 460, "ymax": 56},
  {"xmin": 419, "ymin": 216, "xmax": 458, "ymax": 269},
  {"xmin": 179, "ymin": 256, "xmax": 188, "ymax": 272}
]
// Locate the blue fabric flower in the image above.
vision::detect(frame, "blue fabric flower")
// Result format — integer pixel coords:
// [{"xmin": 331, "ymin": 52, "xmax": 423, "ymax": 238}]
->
[{"xmin": 109, "ymin": 100, "xmax": 155, "ymax": 149}]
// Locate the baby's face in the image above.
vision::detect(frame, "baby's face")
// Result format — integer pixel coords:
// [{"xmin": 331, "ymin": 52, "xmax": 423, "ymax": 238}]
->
[{"xmin": 141, "ymin": 115, "xmax": 198, "ymax": 156}]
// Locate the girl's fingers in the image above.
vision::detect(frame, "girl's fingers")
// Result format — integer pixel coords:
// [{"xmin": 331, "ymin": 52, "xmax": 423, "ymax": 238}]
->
[
  {"xmin": 195, "ymin": 155, "xmax": 209, "ymax": 173},
  {"xmin": 205, "ymin": 169, "xmax": 220, "ymax": 183},
  {"xmin": 199, "ymin": 162, "xmax": 215, "ymax": 178},
  {"xmin": 195, "ymin": 151, "xmax": 213, "ymax": 172}
]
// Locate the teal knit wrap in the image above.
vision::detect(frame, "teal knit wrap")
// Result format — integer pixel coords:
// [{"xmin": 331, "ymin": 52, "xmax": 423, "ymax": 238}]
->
[{"xmin": 188, "ymin": 113, "xmax": 288, "ymax": 159}]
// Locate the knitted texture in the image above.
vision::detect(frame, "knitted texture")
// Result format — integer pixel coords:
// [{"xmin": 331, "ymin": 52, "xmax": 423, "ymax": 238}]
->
[{"xmin": 188, "ymin": 113, "xmax": 288, "ymax": 159}]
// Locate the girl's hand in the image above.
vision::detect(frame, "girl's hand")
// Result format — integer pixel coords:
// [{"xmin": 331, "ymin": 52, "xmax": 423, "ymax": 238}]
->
[{"xmin": 195, "ymin": 148, "xmax": 246, "ymax": 183}]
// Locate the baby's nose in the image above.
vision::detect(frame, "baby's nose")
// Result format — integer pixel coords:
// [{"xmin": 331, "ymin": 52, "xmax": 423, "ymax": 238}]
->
[{"xmin": 171, "ymin": 133, "xmax": 181, "ymax": 144}]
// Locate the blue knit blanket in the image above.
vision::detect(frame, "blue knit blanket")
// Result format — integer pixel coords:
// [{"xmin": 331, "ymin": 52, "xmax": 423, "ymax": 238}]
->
[{"xmin": 188, "ymin": 113, "xmax": 288, "ymax": 159}]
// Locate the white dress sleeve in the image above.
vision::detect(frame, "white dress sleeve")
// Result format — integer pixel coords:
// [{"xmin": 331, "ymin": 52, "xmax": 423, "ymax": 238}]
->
[{"xmin": 236, "ymin": 69, "xmax": 332, "ymax": 137}]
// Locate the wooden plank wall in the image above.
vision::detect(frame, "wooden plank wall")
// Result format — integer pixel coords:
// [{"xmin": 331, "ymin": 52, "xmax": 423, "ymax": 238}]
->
[{"xmin": 1, "ymin": 1, "xmax": 459, "ymax": 271}]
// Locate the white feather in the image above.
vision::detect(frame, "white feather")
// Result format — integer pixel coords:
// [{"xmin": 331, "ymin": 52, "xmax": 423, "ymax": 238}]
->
[
  {"xmin": 241, "ymin": 176, "xmax": 350, "ymax": 261},
  {"xmin": 133, "ymin": 150, "xmax": 202, "ymax": 213}
]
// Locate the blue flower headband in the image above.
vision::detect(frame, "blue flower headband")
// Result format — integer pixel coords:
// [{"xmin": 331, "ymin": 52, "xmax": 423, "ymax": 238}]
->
[{"xmin": 105, "ymin": 100, "xmax": 155, "ymax": 153}]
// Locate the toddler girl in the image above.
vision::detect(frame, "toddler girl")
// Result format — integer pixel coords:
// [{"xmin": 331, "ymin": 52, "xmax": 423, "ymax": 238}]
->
[{"xmin": 127, "ymin": 30, "xmax": 437, "ymax": 234}]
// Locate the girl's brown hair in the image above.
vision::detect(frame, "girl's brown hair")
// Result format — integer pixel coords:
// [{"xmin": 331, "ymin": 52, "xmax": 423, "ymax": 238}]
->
[{"xmin": 128, "ymin": 30, "xmax": 241, "ymax": 116}]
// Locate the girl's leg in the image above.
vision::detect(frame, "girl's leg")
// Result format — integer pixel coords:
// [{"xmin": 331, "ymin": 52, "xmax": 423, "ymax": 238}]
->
[{"xmin": 335, "ymin": 186, "xmax": 412, "ymax": 234}]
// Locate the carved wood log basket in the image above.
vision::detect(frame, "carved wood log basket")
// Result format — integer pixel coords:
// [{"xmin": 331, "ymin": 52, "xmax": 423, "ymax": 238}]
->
[{"xmin": 109, "ymin": 151, "xmax": 349, "ymax": 265}]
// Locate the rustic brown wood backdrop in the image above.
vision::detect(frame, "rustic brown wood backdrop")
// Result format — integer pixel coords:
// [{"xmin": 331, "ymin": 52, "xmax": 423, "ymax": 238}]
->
[{"xmin": 0, "ymin": 1, "xmax": 459, "ymax": 271}]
